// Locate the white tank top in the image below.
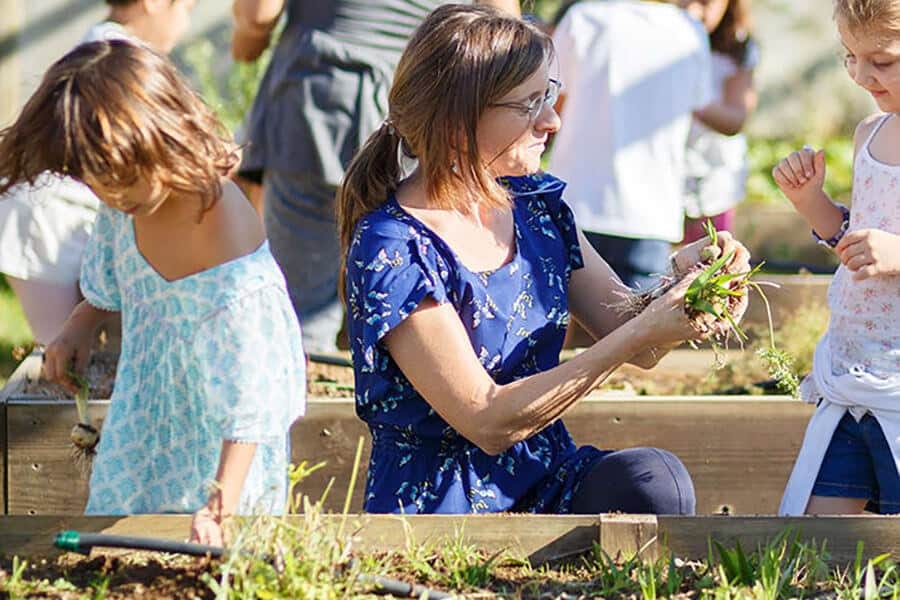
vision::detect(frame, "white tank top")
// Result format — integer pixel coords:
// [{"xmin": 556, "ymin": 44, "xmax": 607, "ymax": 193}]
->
[{"xmin": 827, "ymin": 114, "xmax": 900, "ymax": 378}]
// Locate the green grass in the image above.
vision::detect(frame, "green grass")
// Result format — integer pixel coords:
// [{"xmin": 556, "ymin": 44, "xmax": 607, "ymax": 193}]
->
[{"xmin": 0, "ymin": 275, "xmax": 33, "ymax": 389}]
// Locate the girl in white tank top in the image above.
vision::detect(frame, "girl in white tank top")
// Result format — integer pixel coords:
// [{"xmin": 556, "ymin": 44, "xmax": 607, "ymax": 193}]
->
[{"xmin": 771, "ymin": 5, "xmax": 900, "ymax": 512}]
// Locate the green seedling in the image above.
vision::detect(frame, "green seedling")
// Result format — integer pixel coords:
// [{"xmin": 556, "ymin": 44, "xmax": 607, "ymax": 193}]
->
[
  {"xmin": 616, "ymin": 219, "xmax": 799, "ymax": 396},
  {"xmin": 687, "ymin": 221, "xmax": 799, "ymax": 397},
  {"xmin": 69, "ymin": 371, "xmax": 99, "ymax": 474}
]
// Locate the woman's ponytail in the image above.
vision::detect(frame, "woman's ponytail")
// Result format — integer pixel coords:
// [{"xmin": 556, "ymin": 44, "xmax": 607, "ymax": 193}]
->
[{"xmin": 337, "ymin": 121, "xmax": 403, "ymax": 304}]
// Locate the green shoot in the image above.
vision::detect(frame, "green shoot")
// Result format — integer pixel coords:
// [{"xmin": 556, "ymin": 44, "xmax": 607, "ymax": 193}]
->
[
  {"xmin": 684, "ymin": 219, "xmax": 801, "ymax": 396},
  {"xmin": 69, "ymin": 370, "xmax": 91, "ymax": 426}
]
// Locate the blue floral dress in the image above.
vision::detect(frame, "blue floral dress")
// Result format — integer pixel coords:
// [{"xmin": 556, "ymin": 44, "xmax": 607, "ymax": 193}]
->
[
  {"xmin": 346, "ymin": 173, "xmax": 606, "ymax": 514},
  {"xmin": 80, "ymin": 205, "xmax": 307, "ymax": 515}
]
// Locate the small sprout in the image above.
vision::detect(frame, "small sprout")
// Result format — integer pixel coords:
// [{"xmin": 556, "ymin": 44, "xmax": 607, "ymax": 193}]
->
[
  {"xmin": 700, "ymin": 244, "xmax": 722, "ymax": 262},
  {"xmin": 69, "ymin": 371, "xmax": 99, "ymax": 476},
  {"xmin": 612, "ymin": 219, "xmax": 800, "ymax": 394}
]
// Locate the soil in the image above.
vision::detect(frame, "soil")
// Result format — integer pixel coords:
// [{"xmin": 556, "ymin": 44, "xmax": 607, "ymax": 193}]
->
[
  {"xmin": 22, "ymin": 355, "xmax": 357, "ymax": 400},
  {"xmin": 22, "ymin": 352, "xmax": 770, "ymax": 401},
  {"xmin": 0, "ymin": 553, "xmax": 216, "ymax": 599}
]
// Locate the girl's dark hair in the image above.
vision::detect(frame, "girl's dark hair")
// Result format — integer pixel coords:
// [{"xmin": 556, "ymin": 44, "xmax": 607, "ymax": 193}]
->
[
  {"xmin": 709, "ymin": 0, "xmax": 755, "ymax": 65},
  {"xmin": 0, "ymin": 40, "xmax": 238, "ymax": 212},
  {"xmin": 336, "ymin": 4, "xmax": 552, "ymax": 302}
]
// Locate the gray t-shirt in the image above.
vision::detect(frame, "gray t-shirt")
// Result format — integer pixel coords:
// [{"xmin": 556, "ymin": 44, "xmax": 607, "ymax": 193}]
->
[{"xmin": 240, "ymin": 0, "xmax": 461, "ymax": 183}]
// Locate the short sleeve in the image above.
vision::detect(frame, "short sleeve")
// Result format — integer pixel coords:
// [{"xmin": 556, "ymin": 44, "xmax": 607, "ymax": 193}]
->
[
  {"xmin": 198, "ymin": 285, "xmax": 307, "ymax": 442},
  {"xmin": 505, "ymin": 173, "xmax": 584, "ymax": 275},
  {"xmin": 79, "ymin": 204, "xmax": 122, "ymax": 311},
  {"xmin": 346, "ymin": 217, "xmax": 449, "ymax": 357}
]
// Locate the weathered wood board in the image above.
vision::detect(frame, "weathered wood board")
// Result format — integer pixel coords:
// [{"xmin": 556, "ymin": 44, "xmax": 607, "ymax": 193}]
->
[{"xmin": 3, "ymin": 396, "xmax": 813, "ymax": 516}]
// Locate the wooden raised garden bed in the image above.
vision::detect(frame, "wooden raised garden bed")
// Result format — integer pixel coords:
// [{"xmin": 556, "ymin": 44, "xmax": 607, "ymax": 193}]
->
[{"xmin": 1, "ymin": 351, "xmax": 815, "ymax": 516}]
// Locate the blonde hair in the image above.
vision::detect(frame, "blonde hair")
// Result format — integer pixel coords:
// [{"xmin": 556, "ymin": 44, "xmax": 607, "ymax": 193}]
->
[
  {"xmin": 0, "ymin": 40, "xmax": 238, "ymax": 213},
  {"xmin": 337, "ymin": 4, "xmax": 552, "ymax": 300},
  {"xmin": 834, "ymin": 0, "xmax": 900, "ymax": 35}
]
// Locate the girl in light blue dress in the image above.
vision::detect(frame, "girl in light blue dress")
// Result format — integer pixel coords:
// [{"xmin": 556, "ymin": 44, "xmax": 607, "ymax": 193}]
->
[{"xmin": 0, "ymin": 40, "xmax": 306, "ymax": 545}]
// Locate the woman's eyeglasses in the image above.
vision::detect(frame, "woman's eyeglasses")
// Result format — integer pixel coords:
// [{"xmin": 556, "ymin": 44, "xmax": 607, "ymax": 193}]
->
[{"xmin": 490, "ymin": 79, "xmax": 562, "ymax": 122}]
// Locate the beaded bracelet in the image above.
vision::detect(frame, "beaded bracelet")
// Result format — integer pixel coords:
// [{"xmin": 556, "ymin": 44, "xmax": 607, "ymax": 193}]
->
[{"xmin": 812, "ymin": 204, "xmax": 851, "ymax": 248}]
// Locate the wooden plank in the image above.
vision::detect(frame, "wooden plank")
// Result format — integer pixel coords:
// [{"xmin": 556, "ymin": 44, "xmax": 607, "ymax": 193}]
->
[
  {"xmin": 734, "ymin": 204, "xmax": 838, "ymax": 271},
  {"xmin": 0, "ymin": 350, "xmax": 43, "ymax": 515},
  {"xmin": 597, "ymin": 514, "xmax": 659, "ymax": 561},
  {"xmin": 5, "ymin": 397, "xmax": 813, "ymax": 516},
  {"xmin": 659, "ymin": 515, "xmax": 900, "ymax": 564},
  {"xmin": 563, "ymin": 398, "xmax": 814, "ymax": 516}
]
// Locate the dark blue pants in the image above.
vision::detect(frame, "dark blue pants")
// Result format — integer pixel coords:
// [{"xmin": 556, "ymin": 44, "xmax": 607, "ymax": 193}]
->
[
  {"xmin": 583, "ymin": 232, "xmax": 671, "ymax": 291},
  {"xmin": 571, "ymin": 447, "xmax": 696, "ymax": 515}
]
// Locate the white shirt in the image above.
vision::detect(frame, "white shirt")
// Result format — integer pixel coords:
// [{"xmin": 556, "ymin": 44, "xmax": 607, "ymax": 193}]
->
[
  {"xmin": 549, "ymin": 0, "xmax": 712, "ymax": 242},
  {"xmin": 684, "ymin": 48, "xmax": 759, "ymax": 218},
  {"xmin": 0, "ymin": 22, "xmax": 133, "ymax": 285}
]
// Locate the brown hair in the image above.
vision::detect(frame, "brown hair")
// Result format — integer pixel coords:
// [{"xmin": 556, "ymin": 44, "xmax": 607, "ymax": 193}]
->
[
  {"xmin": 337, "ymin": 4, "xmax": 552, "ymax": 300},
  {"xmin": 0, "ymin": 40, "xmax": 238, "ymax": 213},
  {"xmin": 834, "ymin": 0, "xmax": 900, "ymax": 34},
  {"xmin": 709, "ymin": 0, "xmax": 755, "ymax": 65}
]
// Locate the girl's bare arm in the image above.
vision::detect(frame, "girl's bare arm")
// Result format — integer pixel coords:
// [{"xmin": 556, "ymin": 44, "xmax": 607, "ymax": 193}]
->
[{"xmin": 693, "ymin": 67, "xmax": 756, "ymax": 136}]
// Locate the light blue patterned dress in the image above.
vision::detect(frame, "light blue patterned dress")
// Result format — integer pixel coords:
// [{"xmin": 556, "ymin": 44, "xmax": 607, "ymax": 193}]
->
[
  {"xmin": 81, "ymin": 205, "xmax": 306, "ymax": 515},
  {"xmin": 346, "ymin": 174, "xmax": 606, "ymax": 514}
]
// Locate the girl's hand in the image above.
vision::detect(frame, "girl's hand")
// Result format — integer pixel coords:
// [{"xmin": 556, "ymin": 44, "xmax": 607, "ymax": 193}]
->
[
  {"xmin": 190, "ymin": 505, "xmax": 226, "ymax": 547},
  {"xmin": 43, "ymin": 321, "xmax": 94, "ymax": 395},
  {"xmin": 835, "ymin": 228, "xmax": 900, "ymax": 280},
  {"xmin": 673, "ymin": 230, "xmax": 751, "ymax": 276},
  {"xmin": 772, "ymin": 146, "xmax": 827, "ymax": 208}
]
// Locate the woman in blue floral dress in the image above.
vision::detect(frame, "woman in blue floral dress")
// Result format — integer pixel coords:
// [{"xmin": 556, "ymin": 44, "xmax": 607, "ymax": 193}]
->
[{"xmin": 338, "ymin": 5, "xmax": 751, "ymax": 515}]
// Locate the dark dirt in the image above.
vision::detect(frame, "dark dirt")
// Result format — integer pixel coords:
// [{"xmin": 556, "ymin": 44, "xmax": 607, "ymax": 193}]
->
[
  {"xmin": 22, "ymin": 351, "xmax": 767, "ymax": 401},
  {"xmin": 0, "ymin": 553, "xmax": 216, "ymax": 599}
]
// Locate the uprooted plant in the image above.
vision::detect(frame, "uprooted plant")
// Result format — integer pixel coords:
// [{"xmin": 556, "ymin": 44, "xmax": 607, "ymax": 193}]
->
[
  {"xmin": 615, "ymin": 220, "xmax": 800, "ymax": 397},
  {"xmin": 69, "ymin": 371, "xmax": 100, "ymax": 476}
]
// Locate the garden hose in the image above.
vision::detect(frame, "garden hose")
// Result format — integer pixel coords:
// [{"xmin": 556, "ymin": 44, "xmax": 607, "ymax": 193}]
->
[
  {"xmin": 54, "ymin": 531, "xmax": 452, "ymax": 599},
  {"xmin": 55, "ymin": 530, "xmax": 224, "ymax": 558},
  {"xmin": 306, "ymin": 352, "xmax": 353, "ymax": 368}
]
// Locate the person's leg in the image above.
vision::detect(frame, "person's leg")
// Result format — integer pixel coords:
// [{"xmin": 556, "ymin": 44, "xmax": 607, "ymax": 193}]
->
[
  {"xmin": 6, "ymin": 276, "xmax": 82, "ymax": 345},
  {"xmin": 263, "ymin": 172, "xmax": 344, "ymax": 353},
  {"xmin": 570, "ymin": 447, "xmax": 696, "ymax": 515},
  {"xmin": 806, "ymin": 413, "xmax": 875, "ymax": 515}
]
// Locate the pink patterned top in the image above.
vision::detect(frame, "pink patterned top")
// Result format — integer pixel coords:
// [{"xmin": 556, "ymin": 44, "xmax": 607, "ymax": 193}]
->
[{"xmin": 827, "ymin": 114, "xmax": 900, "ymax": 379}]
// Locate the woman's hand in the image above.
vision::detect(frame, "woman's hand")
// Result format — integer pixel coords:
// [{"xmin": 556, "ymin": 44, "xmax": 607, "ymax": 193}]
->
[
  {"xmin": 673, "ymin": 230, "xmax": 751, "ymax": 276},
  {"xmin": 190, "ymin": 504, "xmax": 226, "ymax": 547},
  {"xmin": 772, "ymin": 146, "xmax": 827, "ymax": 209},
  {"xmin": 632, "ymin": 275, "xmax": 704, "ymax": 348}
]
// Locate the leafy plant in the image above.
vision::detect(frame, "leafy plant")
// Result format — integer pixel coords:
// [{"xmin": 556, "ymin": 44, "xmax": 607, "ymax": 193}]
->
[{"xmin": 688, "ymin": 220, "xmax": 801, "ymax": 396}]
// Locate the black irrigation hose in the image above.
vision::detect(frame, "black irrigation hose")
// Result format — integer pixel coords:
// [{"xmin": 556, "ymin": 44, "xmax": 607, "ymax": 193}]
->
[
  {"xmin": 55, "ymin": 531, "xmax": 453, "ymax": 599},
  {"xmin": 307, "ymin": 352, "xmax": 353, "ymax": 368},
  {"xmin": 55, "ymin": 531, "xmax": 224, "ymax": 557}
]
